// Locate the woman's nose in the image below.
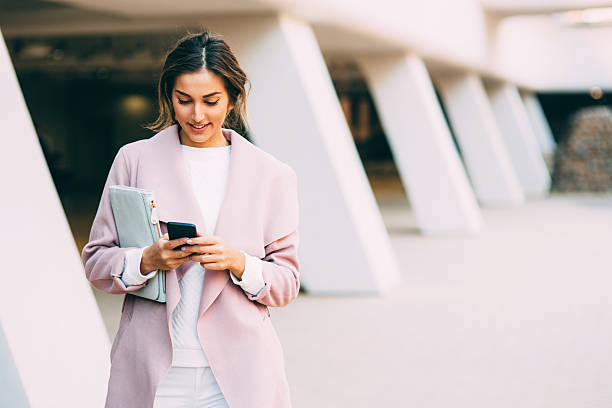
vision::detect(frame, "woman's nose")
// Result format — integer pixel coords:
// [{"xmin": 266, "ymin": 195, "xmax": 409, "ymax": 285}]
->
[{"xmin": 192, "ymin": 103, "xmax": 206, "ymax": 123}]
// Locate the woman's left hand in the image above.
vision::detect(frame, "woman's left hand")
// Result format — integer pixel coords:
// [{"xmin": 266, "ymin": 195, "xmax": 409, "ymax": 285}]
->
[{"xmin": 182, "ymin": 233, "xmax": 246, "ymax": 279}]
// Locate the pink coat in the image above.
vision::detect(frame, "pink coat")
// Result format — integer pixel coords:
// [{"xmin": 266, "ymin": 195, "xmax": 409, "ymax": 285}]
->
[{"xmin": 82, "ymin": 124, "xmax": 300, "ymax": 408}]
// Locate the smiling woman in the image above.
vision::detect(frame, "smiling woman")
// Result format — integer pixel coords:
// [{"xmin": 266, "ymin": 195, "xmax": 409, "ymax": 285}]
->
[{"xmin": 81, "ymin": 30, "xmax": 300, "ymax": 408}]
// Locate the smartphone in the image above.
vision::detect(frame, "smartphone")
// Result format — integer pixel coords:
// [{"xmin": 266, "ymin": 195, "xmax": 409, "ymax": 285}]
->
[{"xmin": 167, "ymin": 221, "xmax": 198, "ymax": 251}]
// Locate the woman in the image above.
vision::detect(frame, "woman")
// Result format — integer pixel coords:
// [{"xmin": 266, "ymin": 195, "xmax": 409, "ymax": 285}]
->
[{"xmin": 82, "ymin": 31, "xmax": 300, "ymax": 408}]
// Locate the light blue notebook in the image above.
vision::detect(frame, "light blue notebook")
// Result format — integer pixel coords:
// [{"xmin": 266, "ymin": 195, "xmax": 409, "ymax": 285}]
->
[{"xmin": 109, "ymin": 185, "xmax": 166, "ymax": 303}]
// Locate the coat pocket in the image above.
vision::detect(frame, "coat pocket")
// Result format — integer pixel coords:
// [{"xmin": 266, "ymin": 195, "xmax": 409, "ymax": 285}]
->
[
  {"xmin": 255, "ymin": 302, "xmax": 271, "ymax": 321},
  {"xmin": 110, "ymin": 314, "xmax": 131, "ymax": 361},
  {"xmin": 121, "ymin": 294, "xmax": 136, "ymax": 320},
  {"xmin": 111, "ymin": 295, "xmax": 135, "ymax": 360}
]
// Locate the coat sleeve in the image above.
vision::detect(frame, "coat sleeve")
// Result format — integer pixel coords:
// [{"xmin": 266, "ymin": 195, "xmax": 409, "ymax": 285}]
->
[
  {"xmin": 81, "ymin": 147, "xmax": 148, "ymax": 294},
  {"xmin": 245, "ymin": 167, "xmax": 300, "ymax": 307}
]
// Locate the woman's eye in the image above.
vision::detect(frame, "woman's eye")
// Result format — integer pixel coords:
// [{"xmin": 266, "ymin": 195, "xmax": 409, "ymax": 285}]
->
[{"xmin": 177, "ymin": 99, "xmax": 218, "ymax": 106}]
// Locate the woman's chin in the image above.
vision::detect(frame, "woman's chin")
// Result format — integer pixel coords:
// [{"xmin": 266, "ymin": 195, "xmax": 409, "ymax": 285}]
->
[
  {"xmin": 188, "ymin": 134, "xmax": 210, "ymax": 144},
  {"xmin": 180, "ymin": 125, "xmax": 213, "ymax": 145}
]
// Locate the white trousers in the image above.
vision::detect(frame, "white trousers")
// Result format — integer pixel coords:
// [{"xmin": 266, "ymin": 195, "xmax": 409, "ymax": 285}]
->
[{"xmin": 153, "ymin": 367, "xmax": 230, "ymax": 408}]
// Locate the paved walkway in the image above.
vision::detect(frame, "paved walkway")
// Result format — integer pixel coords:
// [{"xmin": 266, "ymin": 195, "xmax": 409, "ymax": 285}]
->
[
  {"xmin": 94, "ymin": 193, "xmax": 612, "ymax": 407},
  {"xmin": 273, "ymin": 193, "xmax": 612, "ymax": 407}
]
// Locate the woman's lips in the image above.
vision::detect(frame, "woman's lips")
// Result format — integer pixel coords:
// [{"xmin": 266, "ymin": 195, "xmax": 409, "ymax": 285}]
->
[{"xmin": 189, "ymin": 123, "xmax": 210, "ymax": 132}]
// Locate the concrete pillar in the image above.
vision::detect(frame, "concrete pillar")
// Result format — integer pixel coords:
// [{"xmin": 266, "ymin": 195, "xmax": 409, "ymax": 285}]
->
[
  {"xmin": 487, "ymin": 83, "xmax": 551, "ymax": 197},
  {"xmin": 0, "ymin": 30, "xmax": 110, "ymax": 406},
  {"xmin": 521, "ymin": 91, "xmax": 557, "ymax": 155},
  {"xmin": 357, "ymin": 54, "xmax": 484, "ymax": 234},
  {"xmin": 437, "ymin": 74, "xmax": 524, "ymax": 206},
  {"xmin": 216, "ymin": 15, "xmax": 401, "ymax": 294},
  {"xmin": 0, "ymin": 325, "xmax": 29, "ymax": 408}
]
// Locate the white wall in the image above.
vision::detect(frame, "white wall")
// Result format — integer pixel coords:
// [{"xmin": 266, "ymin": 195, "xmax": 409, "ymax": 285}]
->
[
  {"xmin": 494, "ymin": 15, "xmax": 612, "ymax": 91},
  {"xmin": 481, "ymin": 0, "xmax": 612, "ymax": 13}
]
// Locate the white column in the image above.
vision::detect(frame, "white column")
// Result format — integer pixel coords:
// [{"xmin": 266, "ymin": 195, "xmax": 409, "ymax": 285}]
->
[
  {"xmin": 521, "ymin": 91, "xmax": 557, "ymax": 155},
  {"xmin": 357, "ymin": 54, "xmax": 484, "ymax": 234},
  {"xmin": 0, "ymin": 325, "xmax": 28, "ymax": 407},
  {"xmin": 436, "ymin": 74, "xmax": 524, "ymax": 206},
  {"xmin": 487, "ymin": 83, "xmax": 551, "ymax": 197},
  {"xmin": 216, "ymin": 15, "xmax": 401, "ymax": 294},
  {"xmin": 0, "ymin": 30, "xmax": 110, "ymax": 406}
]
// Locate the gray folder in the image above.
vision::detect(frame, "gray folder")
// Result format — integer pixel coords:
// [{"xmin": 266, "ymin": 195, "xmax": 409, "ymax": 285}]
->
[{"xmin": 109, "ymin": 185, "xmax": 166, "ymax": 303}]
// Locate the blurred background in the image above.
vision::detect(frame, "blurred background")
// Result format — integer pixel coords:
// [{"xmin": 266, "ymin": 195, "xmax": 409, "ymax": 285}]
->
[{"xmin": 1, "ymin": 0, "xmax": 612, "ymax": 407}]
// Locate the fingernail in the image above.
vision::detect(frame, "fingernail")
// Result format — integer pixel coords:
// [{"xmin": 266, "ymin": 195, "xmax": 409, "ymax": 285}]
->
[{"xmin": 187, "ymin": 239, "xmax": 193, "ymax": 244}]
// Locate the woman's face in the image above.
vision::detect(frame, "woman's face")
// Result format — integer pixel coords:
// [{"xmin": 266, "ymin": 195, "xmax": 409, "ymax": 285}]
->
[{"xmin": 172, "ymin": 69, "xmax": 234, "ymax": 148}]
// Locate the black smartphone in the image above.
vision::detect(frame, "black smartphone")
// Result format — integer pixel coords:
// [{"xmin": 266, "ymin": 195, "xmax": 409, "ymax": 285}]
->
[{"xmin": 167, "ymin": 222, "xmax": 198, "ymax": 251}]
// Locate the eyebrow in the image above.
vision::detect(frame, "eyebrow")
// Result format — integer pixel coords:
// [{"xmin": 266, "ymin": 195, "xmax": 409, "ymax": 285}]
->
[{"xmin": 175, "ymin": 89, "xmax": 221, "ymax": 98}]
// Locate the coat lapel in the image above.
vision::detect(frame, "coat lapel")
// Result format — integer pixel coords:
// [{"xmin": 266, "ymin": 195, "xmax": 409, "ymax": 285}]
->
[
  {"xmin": 146, "ymin": 124, "xmax": 251, "ymax": 318},
  {"xmin": 149, "ymin": 124, "xmax": 207, "ymax": 235},
  {"xmin": 147, "ymin": 125, "xmax": 207, "ymax": 322},
  {"xmin": 198, "ymin": 127, "xmax": 250, "ymax": 317}
]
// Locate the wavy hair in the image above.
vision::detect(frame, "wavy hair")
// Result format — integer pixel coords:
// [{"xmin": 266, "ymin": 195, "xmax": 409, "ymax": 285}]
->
[{"xmin": 146, "ymin": 30, "xmax": 250, "ymax": 133}]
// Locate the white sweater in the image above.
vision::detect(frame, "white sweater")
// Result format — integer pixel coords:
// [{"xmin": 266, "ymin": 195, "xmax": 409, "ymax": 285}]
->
[{"xmin": 121, "ymin": 143, "xmax": 265, "ymax": 367}]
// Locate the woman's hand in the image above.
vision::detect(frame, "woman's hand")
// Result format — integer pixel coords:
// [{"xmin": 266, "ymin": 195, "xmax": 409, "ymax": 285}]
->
[
  {"xmin": 140, "ymin": 234, "xmax": 193, "ymax": 275},
  {"xmin": 181, "ymin": 233, "xmax": 246, "ymax": 279}
]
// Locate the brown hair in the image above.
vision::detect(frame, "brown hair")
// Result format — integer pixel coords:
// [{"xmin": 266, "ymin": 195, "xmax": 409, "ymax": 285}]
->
[{"xmin": 146, "ymin": 30, "xmax": 250, "ymax": 133}]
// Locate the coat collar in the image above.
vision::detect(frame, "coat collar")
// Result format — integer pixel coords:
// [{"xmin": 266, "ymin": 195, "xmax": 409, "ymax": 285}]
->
[{"xmin": 149, "ymin": 124, "xmax": 250, "ymax": 318}]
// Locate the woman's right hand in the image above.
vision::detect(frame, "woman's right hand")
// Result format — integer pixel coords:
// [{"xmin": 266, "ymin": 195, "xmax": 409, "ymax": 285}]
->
[{"xmin": 140, "ymin": 233, "xmax": 193, "ymax": 275}]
